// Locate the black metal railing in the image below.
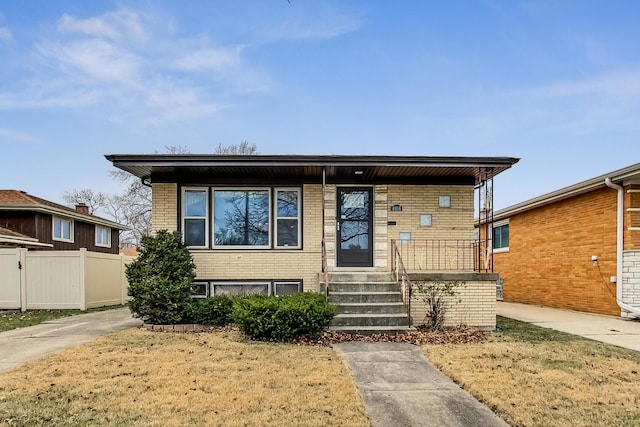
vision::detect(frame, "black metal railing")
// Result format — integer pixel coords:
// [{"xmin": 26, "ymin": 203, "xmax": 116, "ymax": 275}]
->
[
  {"xmin": 390, "ymin": 240, "xmax": 412, "ymax": 323},
  {"xmin": 391, "ymin": 239, "xmax": 492, "ymax": 272}
]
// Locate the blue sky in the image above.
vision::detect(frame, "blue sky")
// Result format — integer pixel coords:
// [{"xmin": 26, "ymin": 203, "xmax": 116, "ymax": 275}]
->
[{"xmin": 1, "ymin": 1, "xmax": 640, "ymax": 210}]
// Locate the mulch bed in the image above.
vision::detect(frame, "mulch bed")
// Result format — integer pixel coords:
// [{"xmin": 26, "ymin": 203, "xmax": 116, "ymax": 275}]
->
[
  {"xmin": 294, "ymin": 326, "xmax": 485, "ymax": 346},
  {"xmin": 143, "ymin": 323, "xmax": 485, "ymax": 346}
]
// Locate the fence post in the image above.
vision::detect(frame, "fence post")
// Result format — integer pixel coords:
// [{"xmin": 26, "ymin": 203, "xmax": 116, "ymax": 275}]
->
[
  {"xmin": 120, "ymin": 253, "xmax": 126, "ymax": 305},
  {"xmin": 19, "ymin": 248, "xmax": 27, "ymax": 312},
  {"xmin": 79, "ymin": 248, "xmax": 87, "ymax": 310}
]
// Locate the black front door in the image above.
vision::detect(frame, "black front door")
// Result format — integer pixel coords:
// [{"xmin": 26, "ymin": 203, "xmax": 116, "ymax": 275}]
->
[{"xmin": 337, "ymin": 187, "xmax": 373, "ymax": 267}]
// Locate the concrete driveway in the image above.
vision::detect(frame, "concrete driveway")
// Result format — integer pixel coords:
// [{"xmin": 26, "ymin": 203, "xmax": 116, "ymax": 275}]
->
[
  {"xmin": 497, "ymin": 301, "xmax": 640, "ymax": 352},
  {"xmin": 0, "ymin": 307, "xmax": 142, "ymax": 373}
]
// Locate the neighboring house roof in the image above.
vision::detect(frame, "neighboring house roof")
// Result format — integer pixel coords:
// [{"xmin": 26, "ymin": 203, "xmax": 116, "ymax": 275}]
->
[
  {"xmin": 0, "ymin": 190, "xmax": 128, "ymax": 230},
  {"xmin": 119, "ymin": 246, "xmax": 138, "ymax": 257},
  {"xmin": 105, "ymin": 154, "xmax": 520, "ymax": 185},
  {"xmin": 0, "ymin": 225, "xmax": 53, "ymax": 248},
  {"xmin": 493, "ymin": 162, "xmax": 640, "ymax": 221}
]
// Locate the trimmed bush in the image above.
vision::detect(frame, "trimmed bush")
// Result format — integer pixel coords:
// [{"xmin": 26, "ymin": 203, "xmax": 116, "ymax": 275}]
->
[
  {"xmin": 126, "ymin": 230, "xmax": 196, "ymax": 325},
  {"xmin": 233, "ymin": 293, "xmax": 336, "ymax": 340},
  {"xmin": 185, "ymin": 296, "xmax": 235, "ymax": 326}
]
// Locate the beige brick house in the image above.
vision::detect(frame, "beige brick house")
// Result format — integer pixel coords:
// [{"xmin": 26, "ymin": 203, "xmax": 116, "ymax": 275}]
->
[
  {"xmin": 490, "ymin": 163, "xmax": 640, "ymax": 318},
  {"xmin": 107, "ymin": 154, "xmax": 518, "ymax": 329}
]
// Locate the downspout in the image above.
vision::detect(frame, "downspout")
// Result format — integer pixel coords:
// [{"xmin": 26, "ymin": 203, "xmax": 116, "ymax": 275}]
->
[{"xmin": 604, "ymin": 178, "xmax": 640, "ymax": 317}]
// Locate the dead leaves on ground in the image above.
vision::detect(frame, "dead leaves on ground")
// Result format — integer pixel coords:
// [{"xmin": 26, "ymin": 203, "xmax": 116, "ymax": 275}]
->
[{"xmin": 146, "ymin": 324, "xmax": 485, "ymax": 346}]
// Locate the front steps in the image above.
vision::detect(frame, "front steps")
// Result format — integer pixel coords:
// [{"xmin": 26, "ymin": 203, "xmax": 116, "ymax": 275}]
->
[{"xmin": 323, "ymin": 272, "xmax": 412, "ymax": 335}]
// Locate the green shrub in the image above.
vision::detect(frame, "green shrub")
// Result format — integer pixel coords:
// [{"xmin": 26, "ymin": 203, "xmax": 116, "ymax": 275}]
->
[
  {"xmin": 126, "ymin": 230, "xmax": 196, "ymax": 325},
  {"xmin": 185, "ymin": 296, "xmax": 235, "ymax": 326},
  {"xmin": 233, "ymin": 293, "xmax": 336, "ymax": 340}
]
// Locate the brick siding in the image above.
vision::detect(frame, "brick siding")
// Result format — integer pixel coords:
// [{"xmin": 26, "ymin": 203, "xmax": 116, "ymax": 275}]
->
[
  {"xmin": 494, "ymin": 187, "xmax": 620, "ymax": 315},
  {"xmin": 410, "ymin": 280, "xmax": 496, "ymax": 329}
]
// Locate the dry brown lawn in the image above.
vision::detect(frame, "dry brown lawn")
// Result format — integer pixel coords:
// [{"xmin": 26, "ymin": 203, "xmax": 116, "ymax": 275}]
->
[
  {"xmin": 0, "ymin": 328, "xmax": 368, "ymax": 427},
  {"xmin": 422, "ymin": 317, "xmax": 640, "ymax": 427}
]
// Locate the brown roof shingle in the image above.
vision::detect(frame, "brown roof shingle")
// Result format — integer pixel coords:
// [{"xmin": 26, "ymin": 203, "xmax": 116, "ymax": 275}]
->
[{"xmin": 0, "ymin": 190, "xmax": 127, "ymax": 230}]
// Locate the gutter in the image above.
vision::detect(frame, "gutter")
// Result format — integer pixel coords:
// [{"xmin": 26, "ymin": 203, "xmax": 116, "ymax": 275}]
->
[
  {"xmin": 604, "ymin": 178, "xmax": 640, "ymax": 317},
  {"xmin": 0, "ymin": 237, "xmax": 53, "ymax": 248}
]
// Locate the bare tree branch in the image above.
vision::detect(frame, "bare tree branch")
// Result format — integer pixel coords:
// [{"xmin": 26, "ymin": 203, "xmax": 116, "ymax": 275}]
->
[{"xmin": 66, "ymin": 142, "xmax": 257, "ymax": 248}]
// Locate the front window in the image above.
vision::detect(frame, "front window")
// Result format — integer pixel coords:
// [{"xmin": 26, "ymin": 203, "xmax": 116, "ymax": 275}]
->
[
  {"xmin": 53, "ymin": 217, "xmax": 73, "ymax": 242},
  {"xmin": 181, "ymin": 186, "xmax": 302, "ymax": 249},
  {"xmin": 95, "ymin": 225, "xmax": 111, "ymax": 247},
  {"xmin": 213, "ymin": 189, "xmax": 270, "ymax": 247},
  {"xmin": 275, "ymin": 189, "xmax": 300, "ymax": 248},
  {"xmin": 493, "ymin": 222, "xmax": 509, "ymax": 251},
  {"xmin": 183, "ymin": 189, "xmax": 208, "ymax": 247}
]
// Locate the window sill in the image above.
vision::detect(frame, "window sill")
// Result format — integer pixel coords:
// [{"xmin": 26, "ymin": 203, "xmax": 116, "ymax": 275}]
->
[
  {"xmin": 187, "ymin": 247, "xmax": 303, "ymax": 252},
  {"xmin": 53, "ymin": 238, "xmax": 74, "ymax": 243},
  {"xmin": 493, "ymin": 247, "xmax": 509, "ymax": 254}
]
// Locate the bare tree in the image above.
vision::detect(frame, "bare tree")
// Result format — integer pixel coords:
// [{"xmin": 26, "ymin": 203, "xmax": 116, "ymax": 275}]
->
[
  {"xmin": 65, "ymin": 143, "xmax": 257, "ymax": 248},
  {"xmin": 214, "ymin": 141, "xmax": 258, "ymax": 155},
  {"xmin": 63, "ymin": 189, "xmax": 109, "ymax": 215}
]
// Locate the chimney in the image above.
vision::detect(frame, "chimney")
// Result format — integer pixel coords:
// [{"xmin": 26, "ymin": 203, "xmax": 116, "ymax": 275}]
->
[{"xmin": 75, "ymin": 203, "xmax": 89, "ymax": 215}]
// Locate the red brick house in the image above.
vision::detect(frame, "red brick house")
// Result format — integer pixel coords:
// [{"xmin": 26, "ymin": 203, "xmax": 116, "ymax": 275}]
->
[
  {"xmin": 0, "ymin": 190, "xmax": 126, "ymax": 253},
  {"xmin": 490, "ymin": 163, "xmax": 640, "ymax": 318}
]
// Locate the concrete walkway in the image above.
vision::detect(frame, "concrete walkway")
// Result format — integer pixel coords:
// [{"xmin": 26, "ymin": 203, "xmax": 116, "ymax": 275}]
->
[
  {"xmin": 497, "ymin": 301, "xmax": 640, "ymax": 352},
  {"xmin": 0, "ymin": 307, "xmax": 142, "ymax": 373},
  {"xmin": 333, "ymin": 342, "xmax": 508, "ymax": 427}
]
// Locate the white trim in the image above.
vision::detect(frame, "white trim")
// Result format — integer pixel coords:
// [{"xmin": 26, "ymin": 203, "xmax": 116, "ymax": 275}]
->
[
  {"xmin": 627, "ymin": 189, "xmax": 640, "ymax": 193},
  {"xmin": 0, "ymin": 236, "xmax": 53, "ymax": 247},
  {"xmin": 190, "ymin": 281, "xmax": 209, "ymax": 299},
  {"xmin": 274, "ymin": 188, "xmax": 301, "ymax": 249},
  {"xmin": 52, "ymin": 216, "xmax": 74, "ymax": 243},
  {"xmin": 182, "ymin": 187, "xmax": 210, "ymax": 249},
  {"xmin": 629, "ymin": 227, "xmax": 640, "ymax": 231},
  {"xmin": 626, "ymin": 208, "xmax": 640, "ymax": 212},
  {"xmin": 493, "ymin": 247, "xmax": 509, "ymax": 254},
  {"xmin": 95, "ymin": 225, "xmax": 111, "ymax": 248},
  {"xmin": 492, "ymin": 218, "xmax": 509, "ymax": 228},
  {"xmin": 273, "ymin": 280, "xmax": 303, "ymax": 295}
]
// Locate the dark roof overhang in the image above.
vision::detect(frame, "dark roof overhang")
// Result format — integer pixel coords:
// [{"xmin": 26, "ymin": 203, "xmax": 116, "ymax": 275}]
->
[{"xmin": 105, "ymin": 154, "xmax": 519, "ymax": 185}]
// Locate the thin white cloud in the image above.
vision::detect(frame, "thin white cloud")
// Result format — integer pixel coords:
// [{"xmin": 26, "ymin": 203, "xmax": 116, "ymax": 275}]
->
[
  {"xmin": 0, "ymin": 88, "xmax": 104, "ymax": 110},
  {"xmin": 0, "ymin": 127, "xmax": 38, "ymax": 143},
  {"xmin": 0, "ymin": 5, "xmax": 299, "ymax": 124},
  {"xmin": 509, "ymin": 68, "xmax": 640, "ymax": 99},
  {"xmin": 0, "ymin": 27, "xmax": 12, "ymax": 45},
  {"xmin": 57, "ymin": 8, "xmax": 146, "ymax": 42},
  {"xmin": 173, "ymin": 47, "xmax": 242, "ymax": 71},
  {"xmin": 37, "ymin": 39, "xmax": 139, "ymax": 83},
  {"xmin": 262, "ymin": 15, "xmax": 362, "ymax": 42}
]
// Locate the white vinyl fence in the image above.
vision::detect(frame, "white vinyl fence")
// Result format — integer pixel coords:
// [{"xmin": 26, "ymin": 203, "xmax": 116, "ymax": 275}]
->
[{"xmin": 0, "ymin": 248, "xmax": 134, "ymax": 311}]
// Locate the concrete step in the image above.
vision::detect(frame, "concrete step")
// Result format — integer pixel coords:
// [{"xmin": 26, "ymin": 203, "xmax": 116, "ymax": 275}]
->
[
  {"xmin": 329, "ymin": 325, "xmax": 415, "ymax": 335},
  {"xmin": 328, "ymin": 291, "xmax": 403, "ymax": 304},
  {"xmin": 331, "ymin": 313, "xmax": 410, "ymax": 327},
  {"xmin": 326, "ymin": 272, "xmax": 395, "ymax": 283},
  {"xmin": 334, "ymin": 302, "xmax": 407, "ymax": 315},
  {"xmin": 327, "ymin": 281, "xmax": 399, "ymax": 293}
]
